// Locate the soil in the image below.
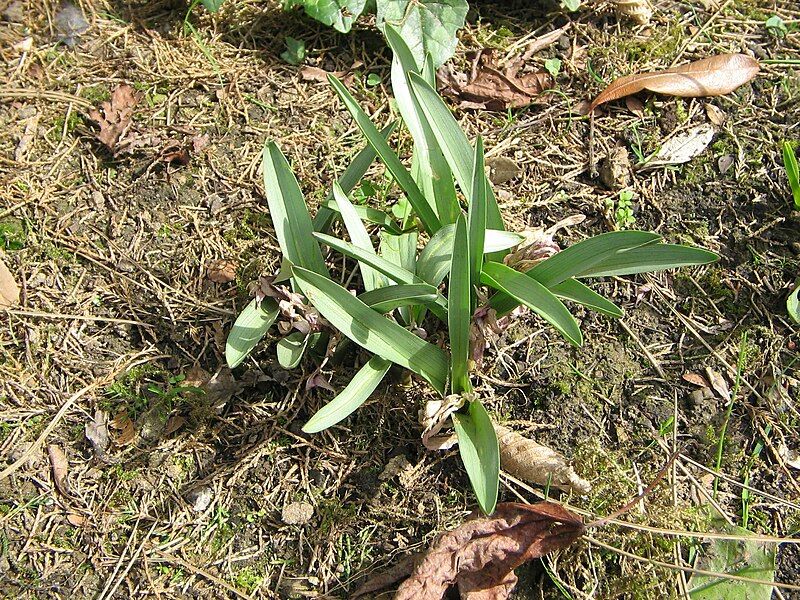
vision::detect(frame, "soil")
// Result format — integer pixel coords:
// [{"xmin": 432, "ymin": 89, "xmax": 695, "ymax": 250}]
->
[{"xmin": 1, "ymin": 0, "xmax": 799, "ymax": 599}]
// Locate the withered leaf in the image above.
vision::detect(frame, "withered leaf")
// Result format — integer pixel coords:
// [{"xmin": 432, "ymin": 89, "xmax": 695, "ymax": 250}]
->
[
  {"xmin": 87, "ymin": 84, "xmax": 141, "ymax": 153},
  {"xmin": 85, "ymin": 409, "xmax": 110, "ymax": 457},
  {"xmin": 705, "ymin": 367, "xmax": 731, "ymax": 402},
  {"xmin": 439, "ymin": 49, "xmax": 553, "ymax": 111},
  {"xmin": 111, "ymin": 411, "xmax": 135, "ymax": 446},
  {"xmin": 48, "ymin": 445, "xmax": 70, "ymax": 496},
  {"xmin": 0, "ymin": 254, "xmax": 20, "ymax": 309},
  {"xmin": 589, "ymin": 54, "xmax": 759, "ymax": 112},
  {"xmin": 206, "ymin": 259, "xmax": 237, "ymax": 284},
  {"xmin": 682, "ymin": 371, "xmax": 710, "ymax": 387},
  {"xmin": 496, "ymin": 425, "xmax": 591, "ymax": 495},
  {"xmin": 393, "ymin": 502, "xmax": 584, "ymax": 600}
]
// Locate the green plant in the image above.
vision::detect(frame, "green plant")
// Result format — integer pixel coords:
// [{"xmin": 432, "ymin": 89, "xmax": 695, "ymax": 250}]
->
[
  {"xmin": 226, "ymin": 27, "xmax": 718, "ymax": 515},
  {"xmin": 606, "ymin": 189, "xmax": 637, "ymax": 230},
  {"xmin": 765, "ymin": 15, "xmax": 788, "ymax": 38},
  {"xmin": 281, "ymin": 36, "xmax": 306, "ymax": 65},
  {"xmin": 782, "ymin": 141, "xmax": 800, "ymax": 210}
]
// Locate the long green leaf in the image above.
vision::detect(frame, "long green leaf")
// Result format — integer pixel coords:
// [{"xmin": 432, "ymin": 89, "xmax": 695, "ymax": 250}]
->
[
  {"xmin": 315, "ymin": 232, "xmax": 447, "ymax": 319},
  {"xmin": 449, "ymin": 215, "xmax": 472, "ymax": 394},
  {"xmin": 788, "ymin": 281, "xmax": 800, "ymax": 324},
  {"xmin": 292, "ymin": 266, "xmax": 449, "ymax": 394},
  {"xmin": 551, "ymin": 278, "xmax": 623, "ymax": 318},
  {"xmin": 385, "ymin": 25, "xmax": 459, "ymax": 226},
  {"xmin": 332, "ymin": 183, "xmax": 383, "ymax": 291},
  {"xmin": 417, "ymin": 224, "xmax": 454, "ymax": 286},
  {"xmin": 277, "ymin": 331, "xmax": 309, "ymax": 369},
  {"xmin": 482, "ymin": 262, "xmax": 582, "ymax": 347},
  {"xmin": 484, "ymin": 230, "xmax": 524, "ymax": 253},
  {"xmin": 314, "ymin": 122, "xmax": 397, "ymax": 233},
  {"xmin": 358, "ymin": 284, "xmax": 439, "ymax": 312},
  {"xmin": 262, "ymin": 142, "xmax": 328, "ymax": 277},
  {"xmin": 453, "ymin": 400, "xmax": 499, "ymax": 515},
  {"xmin": 380, "ymin": 230, "xmax": 419, "ymax": 324},
  {"xmin": 302, "ymin": 355, "xmax": 391, "ymax": 433},
  {"xmin": 225, "ymin": 298, "xmax": 280, "ymax": 368},
  {"xmin": 490, "ymin": 231, "xmax": 663, "ymax": 315},
  {"xmin": 575, "ymin": 244, "xmax": 719, "ymax": 278},
  {"xmin": 328, "ymin": 75, "xmax": 441, "ymax": 234},
  {"xmin": 528, "ymin": 231, "xmax": 662, "ymax": 288},
  {"xmin": 468, "ymin": 137, "xmax": 487, "ymax": 287},
  {"xmin": 783, "ymin": 141, "xmax": 800, "ymax": 210},
  {"xmin": 407, "ymin": 72, "xmax": 505, "ymax": 242}
]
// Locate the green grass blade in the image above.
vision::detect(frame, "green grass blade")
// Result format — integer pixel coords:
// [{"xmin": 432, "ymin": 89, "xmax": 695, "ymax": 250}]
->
[
  {"xmin": 449, "ymin": 215, "xmax": 472, "ymax": 394},
  {"xmin": 358, "ymin": 284, "xmax": 439, "ymax": 312},
  {"xmin": 332, "ymin": 183, "xmax": 383, "ymax": 291},
  {"xmin": 482, "ymin": 261, "xmax": 582, "ymax": 347},
  {"xmin": 407, "ymin": 72, "xmax": 505, "ymax": 241},
  {"xmin": 551, "ymin": 278, "xmax": 623, "ymax": 318},
  {"xmin": 468, "ymin": 137, "xmax": 487, "ymax": 287},
  {"xmin": 453, "ymin": 399, "xmax": 499, "ymax": 515},
  {"xmin": 262, "ymin": 141, "xmax": 328, "ymax": 277},
  {"xmin": 783, "ymin": 141, "xmax": 800, "ymax": 210},
  {"xmin": 276, "ymin": 331, "xmax": 309, "ymax": 369},
  {"xmin": 576, "ymin": 244, "xmax": 719, "ymax": 278},
  {"xmin": 313, "ymin": 122, "xmax": 397, "ymax": 233},
  {"xmin": 380, "ymin": 229, "xmax": 420, "ymax": 324},
  {"xmin": 292, "ymin": 266, "xmax": 450, "ymax": 394},
  {"xmin": 302, "ymin": 355, "xmax": 391, "ymax": 433},
  {"xmin": 328, "ymin": 74, "xmax": 441, "ymax": 234},
  {"xmin": 225, "ymin": 298, "xmax": 279, "ymax": 368},
  {"xmin": 787, "ymin": 281, "xmax": 799, "ymax": 323}
]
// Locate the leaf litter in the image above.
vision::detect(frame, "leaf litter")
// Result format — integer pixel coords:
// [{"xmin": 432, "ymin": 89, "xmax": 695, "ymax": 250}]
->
[
  {"xmin": 588, "ymin": 54, "xmax": 759, "ymax": 112},
  {"xmin": 355, "ymin": 502, "xmax": 584, "ymax": 599},
  {"xmin": 0, "ymin": 253, "xmax": 20, "ymax": 308}
]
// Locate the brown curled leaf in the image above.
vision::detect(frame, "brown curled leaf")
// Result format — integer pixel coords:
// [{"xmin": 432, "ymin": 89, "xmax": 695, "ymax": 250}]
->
[
  {"xmin": 0, "ymin": 254, "xmax": 20, "ymax": 309},
  {"xmin": 496, "ymin": 425, "xmax": 591, "ymax": 495},
  {"xmin": 48, "ymin": 445, "xmax": 70, "ymax": 496},
  {"xmin": 589, "ymin": 54, "xmax": 759, "ymax": 112},
  {"xmin": 87, "ymin": 84, "xmax": 141, "ymax": 152},
  {"xmin": 393, "ymin": 502, "xmax": 584, "ymax": 600}
]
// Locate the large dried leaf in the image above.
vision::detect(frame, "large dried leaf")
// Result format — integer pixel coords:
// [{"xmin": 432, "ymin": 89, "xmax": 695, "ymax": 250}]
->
[
  {"xmin": 496, "ymin": 425, "xmax": 591, "ymax": 495},
  {"xmin": 589, "ymin": 54, "xmax": 759, "ymax": 112},
  {"xmin": 48, "ymin": 445, "xmax": 70, "ymax": 496},
  {"xmin": 0, "ymin": 254, "xmax": 19, "ymax": 308},
  {"xmin": 87, "ymin": 84, "xmax": 141, "ymax": 152},
  {"xmin": 439, "ymin": 48, "xmax": 552, "ymax": 110},
  {"xmin": 390, "ymin": 502, "xmax": 584, "ymax": 600}
]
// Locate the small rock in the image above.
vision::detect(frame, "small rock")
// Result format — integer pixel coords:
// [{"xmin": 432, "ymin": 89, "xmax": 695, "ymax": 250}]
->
[
  {"xmin": 485, "ymin": 156, "xmax": 521, "ymax": 185},
  {"xmin": 281, "ymin": 501, "xmax": 314, "ymax": 525},
  {"xmin": 379, "ymin": 455, "xmax": 412, "ymax": 482},
  {"xmin": 185, "ymin": 486, "xmax": 214, "ymax": 512},
  {"xmin": 598, "ymin": 147, "xmax": 631, "ymax": 190},
  {"xmin": 790, "ymin": 242, "xmax": 800, "ymax": 255},
  {"xmin": 688, "ymin": 387, "xmax": 714, "ymax": 407},
  {"xmin": 718, "ymin": 155, "xmax": 734, "ymax": 174}
]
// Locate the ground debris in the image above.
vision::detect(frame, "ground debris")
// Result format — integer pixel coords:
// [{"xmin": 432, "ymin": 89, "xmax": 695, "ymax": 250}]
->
[
  {"xmin": 282, "ymin": 501, "xmax": 314, "ymax": 525},
  {"xmin": 48, "ymin": 445, "xmax": 70, "ymax": 496},
  {"xmin": 614, "ymin": 0, "xmax": 653, "ymax": 25},
  {"xmin": 360, "ymin": 502, "xmax": 583, "ymax": 599},
  {"xmin": 85, "ymin": 410, "xmax": 111, "ymax": 459},
  {"xmin": 496, "ymin": 425, "xmax": 591, "ymax": 494},
  {"xmin": 0, "ymin": 254, "xmax": 20, "ymax": 308},
  {"xmin": 87, "ymin": 84, "xmax": 141, "ymax": 154},
  {"xmin": 54, "ymin": 2, "xmax": 89, "ymax": 47},
  {"xmin": 185, "ymin": 486, "xmax": 214, "ymax": 512},
  {"xmin": 438, "ymin": 48, "xmax": 552, "ymax": 110}
]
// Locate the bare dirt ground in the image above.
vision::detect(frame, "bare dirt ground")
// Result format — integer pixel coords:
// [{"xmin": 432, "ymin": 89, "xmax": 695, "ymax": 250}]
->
[{"xmin": 1, "ymin": 0, "xmax": 799, "ymax": 598}]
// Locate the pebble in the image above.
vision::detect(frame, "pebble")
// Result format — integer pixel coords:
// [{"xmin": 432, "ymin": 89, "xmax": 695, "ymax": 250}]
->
[
  {"xmin": 185, "ymin": 486, "xmax": 214, "ymax": 512},
  {"xmin": 281, "ymin": 501, "xmax": 314, "ymax": 525}
]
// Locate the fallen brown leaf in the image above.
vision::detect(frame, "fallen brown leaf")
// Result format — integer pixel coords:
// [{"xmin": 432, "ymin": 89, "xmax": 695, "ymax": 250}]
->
[
  {"xmin": 87, "ymin": 84, "xmax": 141, "ymax": 153},
  {"xmin": 206, "ymin": 259, "xmax": 237, "ymax": 284},
  {"xmin": 588, "ymin": 54, "xmax": 759, "ymax": 112},
  {"xmin": 391, "ymin": 502, "xmax": 584, "ymax": 600},
  {"xmin": 705, "ymin": 367, "xmax": 731, "ymax": 402},
  {"xmin": 48, "ymin": 445, "xmax": 70, "ymax": 496},
  {"xmin": 66, "ymin": 513, "xmax": 87, "ymax": 526},
  {"xmin": 439, "ymin": 49, "xmax": 552, "ymax": 111},
  {"xmin": 0, "ymin": 254, "xmax": 20, "ymax": 309},
  {"xmin": 683, "ymin": 371, "xmax": 710, "ymax": 387},
  {"xmin": 111, "ymin": 411, "xmax": 135, "ymax": 445},
  {"xmin": 85, "ymin": 409, "xmax": 110, "ymax": 458},
  {"xmin": 496, "ymin": 425, "xmax": 591, "ymax": 495}
]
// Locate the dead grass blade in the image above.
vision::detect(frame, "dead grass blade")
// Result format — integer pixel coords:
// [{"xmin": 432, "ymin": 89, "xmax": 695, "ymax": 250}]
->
[{"xmin": 589, "ymin": 54, "xmax": 759, "ymax": 111}]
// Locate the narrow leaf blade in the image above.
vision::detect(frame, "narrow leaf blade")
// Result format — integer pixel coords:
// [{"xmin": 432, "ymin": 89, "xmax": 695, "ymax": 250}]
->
[
  {"xmin": 449, "ymin": 215, "xmax": 472, "ymax": 394},
  {"xmin": 302, "ymin": 356, "xmax": 391, "ymax": 433},
  {"xmin": 358, "ymin": 284, "xmax": 440, "ymax": 313},
  {"xmin": 453, "ymin": 400, "xmax": 500, "ymax": 515},
  {"xmin": 292, "ymin": 266, "xmax": 450, "ymax": 394},
  {"xmin": 276, "ymin": 331, "xmax": 309, "ymax": 369},
  {"xmin": 332, "ymin": 183, "xmax": 383, "ymax": 291},
  {"xmin": 483, "ymin": 262, "xmax": 583, "ymax": 347},
  {"xmin": 576, "ymin": 244, "xmax": 719, "ymax": 278},
  {"xmin": 225, "ymin": 298, "xmax": 279, "ymax": 368},
  {"xmin": 468, "ymin": 137, "xmax": 487, "ymax": 287},
  {"xmin": 552, "ymin": 278, "xmax": 623, "ymax": 318}
]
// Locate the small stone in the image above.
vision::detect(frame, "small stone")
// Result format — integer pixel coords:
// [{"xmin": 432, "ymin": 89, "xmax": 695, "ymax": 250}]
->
[
  {"xmin": 718, "ymin": 155, "xmax": 734, "ymax": 174},
  {"xmin": 790, "ymin": 242, "xmax": 800, "ymax": 255},
  {"xmin": 185, "ymin": 486, "xmax": 214, "ymax": 512},
  {"xmin": 281, "ymin": 501, "xmax": 314, "ymax": 525},
  {"xmin": 485, "ymin": 156, "xmax": 521, "ymax": 185},
  {"xmin": 599, "ymin": 147, "xmax": 631, "ymax": 190}
]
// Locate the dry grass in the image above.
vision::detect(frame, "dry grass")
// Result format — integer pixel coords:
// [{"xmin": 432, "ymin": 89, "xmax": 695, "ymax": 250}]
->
[{"xmin": 1, "ymin": 0, "xmax": 799, "ymax": 598}]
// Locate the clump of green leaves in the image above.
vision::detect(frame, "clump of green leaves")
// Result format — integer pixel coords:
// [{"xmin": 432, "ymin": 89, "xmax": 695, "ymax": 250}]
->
[
  {"xmin": 281, "ymin": 36, "xmax": 306, "ymax": 65},
  {"xmin": 226, "ymin": 26, "xmax": 718, "ymax": 515},
  {"xmin": 607, "ymin": 189, "xmax": 637, "ymax": 230}
]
